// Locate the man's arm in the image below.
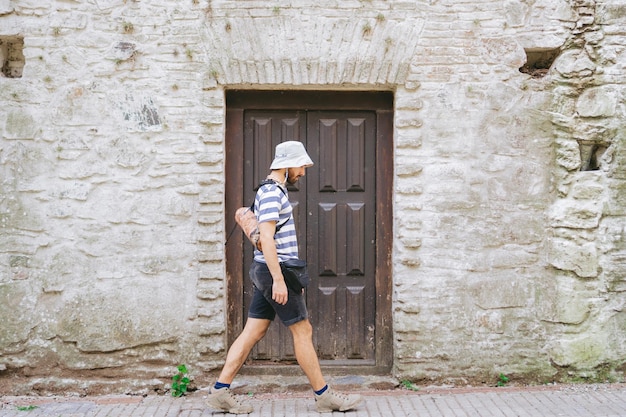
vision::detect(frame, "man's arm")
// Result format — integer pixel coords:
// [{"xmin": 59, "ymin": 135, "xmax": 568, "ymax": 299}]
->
[{"xmin": 258, "ymin": 221, "xmax": 288, "ymax": 305}]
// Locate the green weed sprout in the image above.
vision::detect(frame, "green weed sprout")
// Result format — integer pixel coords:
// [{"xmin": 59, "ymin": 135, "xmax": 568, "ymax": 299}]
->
[{"xmin": 171, "ymin": 364, "xmax": 190, "ymax": 397}]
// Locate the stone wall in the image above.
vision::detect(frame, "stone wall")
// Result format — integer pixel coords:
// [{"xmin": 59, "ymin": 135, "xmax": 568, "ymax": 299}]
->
[
  {"xmin": 0, "ymin": 0, "xmax": 625, "ymax": 394},
  {"xmin": 543, "ymin": 0, "xmax": 626, "ymax": 377}
]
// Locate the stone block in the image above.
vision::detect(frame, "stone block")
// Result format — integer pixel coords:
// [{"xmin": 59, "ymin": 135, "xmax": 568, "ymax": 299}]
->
[
  {"xmin": 3, "ymin": 110, "xmax": 38, "ymax": 139},
  {"xmin": 50, "ymin": 11, "xmax": 88, "ymax": 29},
  {"xmin": 0, "ymin": 282, "xmax": 38, "ymax": 349},
  {"xmin": 396, "ymin": 161, "xmax": 423, "ymax": 177},
  {"xmin": 608, "ymin": 137, "xmax": 626, "ymax": 180},
  {"xmin": 467, "ymin": 212, "xmax": 545, "ymax": 247},
  {"xmin": 555, "ymin": 138, "xmax": 582, "ymax": 171},
  {"xmin": 197, "ymin": 248, "xmax": 225, "ymax": 263},
  {"xmin": 570, "ymin": 177, "xmax": 605, "ymax": 200},
  {"xmin": 603, "ymin": 252, "xmax": 626, "ymax": 292},
  {"xmin": 93, "ymin": 0, "xmax": 125, "ymax": 11},
  {"xmin": 395, "ymin": 117, "xmax": 423, "ymax": 129},
  {"xmin": 139, "ymin": 255, "xmax": 183, "ymax": 275},
  {"xmin": 550, "ymin": 334, "xmax": 608, "ymax": 368},
  {"xmin": 549, "ymin": 199, "xmax": 601, "ymax": 229},
  {"xmin": 394, "ymin": 315, "xmax": 424, "ymax": 334},
  {"xmin": 504, "ymin": 1, "xmax": 529, "ymax": 27},
  {"xmin": 395, "ymin": 95, "xmax": 424, "ymax": 110},
  {"xmin": 399, "ymin": 237, "xmax": 422, "ymax": 249},
  {"xmin": 596, "ymin": 2, "xmax": 626, "ymax": 24},
  {"xmin": 486, "ymin": 163, "xmax": 551, "ymax": 203},
  {"xmin": 399, "ymin": 255, "xmax": 421, "ymax": 267},
  {"xmin": 396, "ymin": 131, "xmax": 422, "ymax": 149},
  {"xmin": 479, "ymin": 37, "xmax": 527, "ymax": 68},
  {"xmin": 0, "ymin": 193, "xmax": 44, "ymax": 233},
  {"xmin": 597, "ymin": 216, "xmax": 626, "ymax": 253},
  {"xmin": 196, "ymin": 279, "xmax": 224, "ymax": 300},
  {"xmin": 0, "ymin": 0, "xmax": 13, "ymax": 15},
  {"xmin": 605, "ymin": 181, "xmax": 626, "ymax": 216},
  {"xmin": 554, "ymin": 49, "xmax": 596, "ymax": 78},
  {"xmin": 487, "ymin": 246, "xmax": 540, "ymax": 269},
  {"xmin": 536, "ymin": 275, "xmax": 592, "ymax": 324},
  {"xmin": 576, "ymin": 86, "xmax": 618, "ymax": 117},
  {"xmin": 473, "ymin": 310, "xmax": 504, "ymax": 334},
  {"xmin": 469, "ymin": 274, "xmax": 532, "ymax": 310},
  {"xmin": 106, "ymin": 41, "xmax": 137, "ymax": 62},
  {"xmin": 119, "ymin": 94, "xmax": 162, "ymax": 132},
  {"xmin": 549, "ymin": 238, "xmax": 598, "ymax": 278},
  {"xmin": 56, "ymin": 279, "xmax": 186, "ymax": 352}
]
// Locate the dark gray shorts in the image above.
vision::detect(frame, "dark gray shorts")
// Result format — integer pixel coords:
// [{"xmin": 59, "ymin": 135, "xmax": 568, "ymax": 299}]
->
[{"xmin": 248, "ymin": 261, "xmax": 308, "ymax": 326}]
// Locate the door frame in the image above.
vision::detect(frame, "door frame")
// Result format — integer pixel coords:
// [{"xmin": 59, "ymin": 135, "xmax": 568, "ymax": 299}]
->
[{"xmin": 224, "ymin": 90, "xmax": 394, "ymax": 374}]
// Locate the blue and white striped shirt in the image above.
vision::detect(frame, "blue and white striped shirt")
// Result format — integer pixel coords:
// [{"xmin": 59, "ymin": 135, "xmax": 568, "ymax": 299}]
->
[{"xmin": 253, "ymin": 183, "xmax": 299, "ymax": 263}]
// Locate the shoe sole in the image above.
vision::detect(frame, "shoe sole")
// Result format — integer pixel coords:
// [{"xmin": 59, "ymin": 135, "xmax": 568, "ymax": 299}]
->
[
  {"xmin": 205, "ymin": 399, "xmax": 253, "ymax": 414},
  {"xmin": 316, "ymin": 399, "xmax": 362, "ymax": 412}
]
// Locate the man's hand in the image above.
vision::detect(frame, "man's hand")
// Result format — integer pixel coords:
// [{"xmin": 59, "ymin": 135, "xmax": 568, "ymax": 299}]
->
[{"xmin": 272, "ymin": 278, "xmax": 288, "ymax": 305}]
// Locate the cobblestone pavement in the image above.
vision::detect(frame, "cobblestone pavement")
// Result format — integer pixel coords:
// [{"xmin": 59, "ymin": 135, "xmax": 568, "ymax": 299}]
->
[{"xmin": 1, "ymin": 383, "xmax": 626, "ymax": 416}]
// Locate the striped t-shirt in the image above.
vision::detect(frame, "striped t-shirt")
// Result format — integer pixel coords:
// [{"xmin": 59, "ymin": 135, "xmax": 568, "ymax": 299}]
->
[{"xmin": 253, "ymin": 182, "xmax": 299, "ymax": 263}]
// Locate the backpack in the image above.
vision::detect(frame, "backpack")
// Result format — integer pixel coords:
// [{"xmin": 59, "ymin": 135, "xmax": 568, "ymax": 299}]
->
[{"xmin": 227, "ymin": 180, "xmax": 288, "ymax": 251}]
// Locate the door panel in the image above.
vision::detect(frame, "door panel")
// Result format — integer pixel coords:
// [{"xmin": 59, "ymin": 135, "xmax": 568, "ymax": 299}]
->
[
  {"xmin": 243, "ymin": 111, "xmax": 306, "ymax": 361},
  {"xmin": 307, "ymin": 112, "xmax": 376, "ymax": 363}
]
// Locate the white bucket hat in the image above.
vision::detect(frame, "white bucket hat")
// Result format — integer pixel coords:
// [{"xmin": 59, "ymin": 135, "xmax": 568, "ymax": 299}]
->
[{"xmin": 270, "ymin": 141, "xmax": 314, "ymax": 169}]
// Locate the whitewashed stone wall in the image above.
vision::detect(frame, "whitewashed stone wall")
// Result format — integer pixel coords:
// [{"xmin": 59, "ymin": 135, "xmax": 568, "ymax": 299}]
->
[{"xmin": 0, "ymin": 0, "xmax": 625, "ymax": 394}]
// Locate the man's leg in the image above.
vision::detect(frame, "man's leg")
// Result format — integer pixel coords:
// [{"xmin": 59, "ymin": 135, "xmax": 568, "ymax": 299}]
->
[
  {"xmin": 290, "ymin": 319, "xmax": 363, "ymax": 412},
  {"xmin": 289, "ymin": 319, "xmax": 326, "ymax": 390},
  {"xmin": 206, "ymin": 318, "xmax": 271, "ymax": 415},
  {"xmin": 217, "ymin": 317, "xmax": 271, "ymax": 384}
]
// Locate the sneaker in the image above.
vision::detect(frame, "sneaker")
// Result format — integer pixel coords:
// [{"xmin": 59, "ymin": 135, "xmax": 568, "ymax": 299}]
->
[
  {"xmin": 315, "ymin": 387, "xmax": 363, "ymax": 412},
  {"xmin": 205, "ymin": 386, "xmax": 253, "ymax": 414}
]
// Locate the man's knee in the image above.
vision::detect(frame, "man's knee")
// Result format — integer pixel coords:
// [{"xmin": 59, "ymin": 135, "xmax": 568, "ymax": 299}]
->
[
  {"xmin": 289, "ymin": 319, "xmax": 313, "ymax": 339},
  {"xmin": 242, "ymin": 318, "xmax": 271, "ymax": 342}
]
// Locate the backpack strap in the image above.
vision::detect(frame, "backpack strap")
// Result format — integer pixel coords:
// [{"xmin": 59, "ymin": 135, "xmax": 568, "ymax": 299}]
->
[{"xmin": 255, "ymin": 179, "xmax": 289, "ymax": 232}]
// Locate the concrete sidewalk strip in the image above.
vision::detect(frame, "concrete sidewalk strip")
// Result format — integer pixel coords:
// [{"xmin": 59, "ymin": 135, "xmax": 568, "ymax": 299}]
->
[{"xmin": 1, "ymin": 384, "xmax": 626, "ymax": 417}]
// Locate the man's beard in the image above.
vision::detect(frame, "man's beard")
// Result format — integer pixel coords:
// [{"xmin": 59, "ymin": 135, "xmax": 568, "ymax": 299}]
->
[{"xmin": 286, "ymin": 169, "xmax": 299, "ymax": 185}]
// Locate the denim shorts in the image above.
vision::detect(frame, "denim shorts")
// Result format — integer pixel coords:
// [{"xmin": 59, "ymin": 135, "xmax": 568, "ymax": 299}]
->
[{"xmin": 248, "ymin": 261, "xmax": 308, "ymax": 326}]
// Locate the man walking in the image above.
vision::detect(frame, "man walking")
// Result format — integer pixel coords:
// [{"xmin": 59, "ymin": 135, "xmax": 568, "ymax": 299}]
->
[{"xmin": 207, "ymin": 141, "xmax": 363, "ymax": 414}]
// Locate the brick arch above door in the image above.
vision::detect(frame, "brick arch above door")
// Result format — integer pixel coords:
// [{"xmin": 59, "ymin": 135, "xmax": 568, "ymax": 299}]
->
[{"xmin": 200, "ymin": 16, "xmax": 425, "ymax": 86}]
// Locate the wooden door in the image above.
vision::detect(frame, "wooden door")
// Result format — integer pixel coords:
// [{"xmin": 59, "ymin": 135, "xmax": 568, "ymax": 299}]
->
[{"xmin": 225, "ymin": 91, "xmax": 393, "ymax": 373}]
